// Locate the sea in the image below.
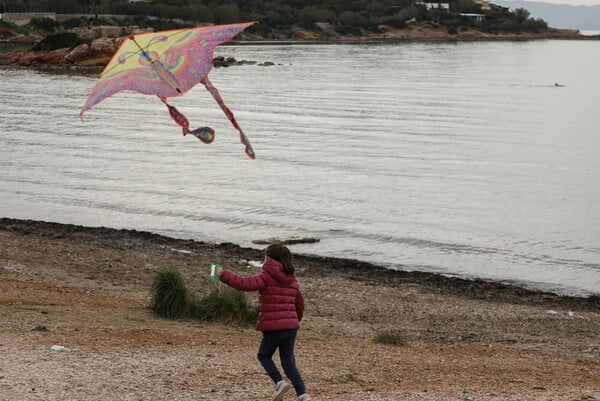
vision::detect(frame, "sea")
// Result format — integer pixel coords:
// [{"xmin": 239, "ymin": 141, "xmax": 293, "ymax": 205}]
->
[{"xmin": 1, "ymin": 39, "xmax": 599, "ymax": 297}]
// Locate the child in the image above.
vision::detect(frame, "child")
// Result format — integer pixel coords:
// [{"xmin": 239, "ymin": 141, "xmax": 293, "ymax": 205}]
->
[{"xmin": 215, "ymin": 243, "xmax": 311, "ymax": 401}]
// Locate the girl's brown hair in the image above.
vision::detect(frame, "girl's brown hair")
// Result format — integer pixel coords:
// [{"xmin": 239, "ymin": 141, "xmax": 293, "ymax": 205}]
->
[{"xmin": 265, "ymin": 243, "xmax": 295, "ymax": 275}]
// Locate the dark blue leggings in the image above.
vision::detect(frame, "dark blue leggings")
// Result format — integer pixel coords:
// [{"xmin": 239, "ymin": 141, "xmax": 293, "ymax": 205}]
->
[{"xmin": 257, "ymin": 329, "xmax": 306, "ymax": 396}]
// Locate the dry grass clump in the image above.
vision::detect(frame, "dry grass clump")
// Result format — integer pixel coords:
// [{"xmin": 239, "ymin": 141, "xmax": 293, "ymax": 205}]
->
[{"xmin": 374, "ymin": 329, "xmax": 407, "ymax": 346}]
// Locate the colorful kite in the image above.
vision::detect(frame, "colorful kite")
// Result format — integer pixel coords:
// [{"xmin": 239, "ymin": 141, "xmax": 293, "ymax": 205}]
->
[{"xmin": 80, "ymin": 21, "xmax": 257, "ymax": 159}]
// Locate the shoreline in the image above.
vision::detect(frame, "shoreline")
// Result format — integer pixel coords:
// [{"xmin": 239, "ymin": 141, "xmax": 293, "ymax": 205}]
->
[
  {"xmin": 1, "ymin": 26, "xmax": 598, "ymax": 68},
  {"xmin": 1, "ymin": 216, "xmax": 599, "ymax": 400},
  {"xmin": 2, "ymin": 217, "xmax": 598, "ymax": 309}
]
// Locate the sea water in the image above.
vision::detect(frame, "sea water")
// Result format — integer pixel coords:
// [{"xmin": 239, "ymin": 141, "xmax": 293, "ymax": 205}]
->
[{"xmin": 1, "ymin": 40, "xmax": 599, "ymax": 296}]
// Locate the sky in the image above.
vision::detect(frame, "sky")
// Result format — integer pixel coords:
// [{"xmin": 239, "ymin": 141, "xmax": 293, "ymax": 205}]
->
[{"xmin": 504, "ymin": 0, "xmax": 600, "ymax": 5}]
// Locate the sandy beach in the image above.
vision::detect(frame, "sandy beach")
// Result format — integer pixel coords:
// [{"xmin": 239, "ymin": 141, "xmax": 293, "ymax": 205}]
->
[{"xmin": 0, "ymin": 217, "xmax": 598, "ymax": 400}]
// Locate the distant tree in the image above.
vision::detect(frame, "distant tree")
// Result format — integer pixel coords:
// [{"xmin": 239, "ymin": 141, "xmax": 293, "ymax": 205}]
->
[
  {"xmin": 30, "ymin": 17, "xmax": 59, "ymax": 32},
  {"xmin": 61, "ymin": 17, "xmax": 88, "ymax": 29},
  {"xmin": 262, "ymin": 3, "xmax": 296, "ymax": 27},
  {"xmin": 298, "ymin": 6, "xmax": 335, "ymax": 29},
  {"xmin": 0, "ymin": 0, "xmax": 551, "ymax": 39},
  {"xmin": 214, "ymin": 3, "xmax": 240, "ymax": 24},
  {"xmin": 32, "ymin": 31, "xmax": 86, "ymax": 51},
  {"xmin": 452, "ymin": 0, "xmax": 480, "ymax": 13},
  {"xmin": 339, "ymin": 10, "xmax": 369, "ymax": 27},
  {"xmin": 513, "ymin": 7, "xmax": 530, "ymax": 23},
  {"xmin": 335, "ymin": 24, "xmax": 363, "ymax": 35},
  {"xmin": 194, "ymin": 5, "xmax": 214, "ymax": 22},
  {"xmin": 397, "ymin": 6, "xmax": 421, "ymax": 21},
  {"xmin": 521, "ymin": 17, "xmax": 547, "ymax": 31}
]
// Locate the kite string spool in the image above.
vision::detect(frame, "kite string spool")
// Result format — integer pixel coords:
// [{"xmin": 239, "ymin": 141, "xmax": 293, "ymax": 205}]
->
[{"xmin": 209, "ymin": 262, "xmax": 222, "ymax": 297}]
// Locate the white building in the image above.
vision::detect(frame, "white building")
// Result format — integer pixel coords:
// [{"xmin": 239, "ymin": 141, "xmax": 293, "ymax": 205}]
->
[
  {"xmin": 416, "ymin": 1, "xmax": 450, "ymax": 11},
  {"xmin": 474, "ymin": 0, "xmax": 492, "ymax": 10},
  {"xmin": 459, "ymin": 13, "xmax": 486, "ymax": 22}
]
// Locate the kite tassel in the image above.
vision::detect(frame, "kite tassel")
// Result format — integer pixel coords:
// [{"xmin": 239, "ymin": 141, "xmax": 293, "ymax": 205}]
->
[
  {"xmin": 159, "ymin": 96, "xmax": 216, "ymax": 145},
  {"xmin": 184, "ymin": 126, "xmax": 216, "ymax": 144},
  {"xmin": 202, "ymin": 78, "xmax": 256, "ymax": 159},
  {"xmin": 159, "ymin": 96, "xmax": 189, "ymax": 129}
]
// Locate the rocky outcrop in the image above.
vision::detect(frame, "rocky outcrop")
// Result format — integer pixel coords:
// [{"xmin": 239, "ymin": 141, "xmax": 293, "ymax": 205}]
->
[
  {"xmin": 293, "ymin": 31, "xmax": 324, "ymax": 40},
  {"xmin": 65, "ymin": 37, "xmax": 120, "ymax": 65},
  {"xmin": 0, "ymin": 36, "xmax": 118, "ymax": 67},
  {"xmin": 371, "ymin": 25, "xmax": 584, "ymax": 41}
]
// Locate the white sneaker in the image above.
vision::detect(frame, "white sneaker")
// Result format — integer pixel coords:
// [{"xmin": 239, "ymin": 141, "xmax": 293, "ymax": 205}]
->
[
  {"xmin": 272, "ymin": 380, "xmax": 292, "ymax": 401},
  {"xmin": 298, "ymin": 394, "xmax": 312, "ymax": 401}
]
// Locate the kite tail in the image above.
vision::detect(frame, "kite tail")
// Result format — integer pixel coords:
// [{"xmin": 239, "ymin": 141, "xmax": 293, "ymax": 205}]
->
[
  {"xmin": 158, "ymin": 96, "xmax": 215, "ymax": 144},
  {"xmin": 202, "ymin": 78, "xmax": 255, "ymax": 160}
]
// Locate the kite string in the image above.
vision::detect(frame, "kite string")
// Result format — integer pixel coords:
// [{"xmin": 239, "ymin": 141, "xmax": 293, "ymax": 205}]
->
[{"xmin": 213, "ymin": 279, "xmax": 222, "ymax": 298}]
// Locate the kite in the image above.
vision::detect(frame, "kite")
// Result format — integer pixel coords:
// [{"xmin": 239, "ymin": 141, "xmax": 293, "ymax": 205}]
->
[{"xmin": 80, "ymin": 21, "xmax": 258, "ymax": 159}]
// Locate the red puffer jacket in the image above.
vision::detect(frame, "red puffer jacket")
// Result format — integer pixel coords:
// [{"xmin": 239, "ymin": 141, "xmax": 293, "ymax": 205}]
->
[{"xmin": 219, "ymin": 259, "xmax": 304, "ymax": 332}]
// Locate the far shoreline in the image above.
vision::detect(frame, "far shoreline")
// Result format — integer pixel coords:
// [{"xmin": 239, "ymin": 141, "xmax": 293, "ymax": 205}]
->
[
  {"xmin": 1, "ymin": 217, "xmax": 598, "ymax": 310},
  {"xmin": 1, "ymin": 29, "xmax": 598, "ymax": 70},
  {"xmin": 2, "ymin": 29, "xmax": 599, "ymax": 71}
]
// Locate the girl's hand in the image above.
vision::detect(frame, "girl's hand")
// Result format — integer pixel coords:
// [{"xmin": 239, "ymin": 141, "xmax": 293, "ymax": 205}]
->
[{"xmin": 215, "ymin": 267, "xmax": 223, "ymax": 277}]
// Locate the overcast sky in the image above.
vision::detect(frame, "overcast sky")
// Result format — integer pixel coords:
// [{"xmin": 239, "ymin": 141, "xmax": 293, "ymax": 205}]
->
[{"xmin": 500, "ymin": 0, "xmax": 600, "ymax": 5}]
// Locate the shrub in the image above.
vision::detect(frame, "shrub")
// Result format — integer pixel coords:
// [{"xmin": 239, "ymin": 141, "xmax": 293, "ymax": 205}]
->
[
  {"xmin": 335, "ymin": 25, "xmax": 363, "ymax": 36},
  {"xmin": 30, "ymin": 17, "xmax": 59, "ymax": 33},
  {"xmin": 191, "ymin": 286, "xmax": 258, "ymax": 324},
  {"xmin": 151, "ymin": 267, "xmax": 258, "ymax": 325},
  {"xmin": 151, "ymin": 268, "xmax": 193, "ymax": 319},
  {"xmin": 339, "ymin": 11, "xmax": 369, "ymax": 28},
  {"xmin": 371, "ymin": 14, "xmax": 408, "ymax": 29},
  {"xmin": 375, "ymin": 330, "xmax": 407, "ymax": 346},
  {"xmin": 32, "ymin": 32, "xmax": 87, "ymax": 51},
  {"xmin": 61, "ymin": 17, "xmax": 88, "ymax": 30}
]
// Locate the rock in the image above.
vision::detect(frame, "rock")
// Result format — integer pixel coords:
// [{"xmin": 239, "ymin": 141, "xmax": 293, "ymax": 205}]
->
[
  {"xmin": 0, "ymin": 49, "xmax": 27, "ymax": 65},
  {"xmin": 65, "ymin": 39, "xmax": 115, "ymax": 66},
  {"xmin": 90, "ymin": 37, "xmax": 117, "ymax": 54},
  {"xmin": 20, "ymin": 48, "xmax": 70, "ymax": 66},
  {"xmin": 71, "ymin": 27, "xmax": 102, "ymax": 41},
  {"xmin": 65, "ymin": 44, "xmax": 91, "ymax": 63},
  {"xmin": 293, "ymin": 31, "xmax": 323, "ymax": 40}
]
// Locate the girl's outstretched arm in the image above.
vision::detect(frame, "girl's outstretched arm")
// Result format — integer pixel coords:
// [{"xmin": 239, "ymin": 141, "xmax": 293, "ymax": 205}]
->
[{"xmin": 219, "ymin": 269, "xmax": 268, "ymax": 292}]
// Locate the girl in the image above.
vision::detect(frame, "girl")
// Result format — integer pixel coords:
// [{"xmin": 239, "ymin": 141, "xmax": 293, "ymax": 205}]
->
[{"xmin": 215, "ymin": 243, "xmax": 311, "ymax": 401}]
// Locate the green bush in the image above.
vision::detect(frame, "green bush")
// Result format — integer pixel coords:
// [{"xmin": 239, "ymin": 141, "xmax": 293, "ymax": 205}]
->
[
  {"xmin": 0, "ymin": 21, "xmax": 28, "ymax": 35},
  {"xmin": 61, "ymin": 17, "xmax": 88, "ymax": 30},
  {"xmin": 151, "ymin": 268, "xmax": 193, "ymax": 319},
  {"xmin": 151, "ymin": 268, "xmax": 258, "ymax": 325},
  {"xmin": 32, "ymin": 32, "xmax": 87, "ymax": 51},
  {"xmin": 191, "ymin": 286, "xmax": 258, "ymax": 324},
  {"xmin": 30, "ymin": 17, "xmax": 59, "ymax": 33},
  {"xmin": 334, "ymin": 25, "xmax": 363, "ymax": 36},
  {"xmin": 375, "ymin": 330, "xmax": 407, "ymax": 346},
  {"xmin": 339, "ymin": 11, "xmax": 369, "ymax": 28}
]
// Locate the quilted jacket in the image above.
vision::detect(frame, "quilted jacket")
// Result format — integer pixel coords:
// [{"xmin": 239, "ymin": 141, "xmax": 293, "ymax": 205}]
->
[{"xmin": 219, "ymin": 258, "xmax": 304, "ymax": 332}]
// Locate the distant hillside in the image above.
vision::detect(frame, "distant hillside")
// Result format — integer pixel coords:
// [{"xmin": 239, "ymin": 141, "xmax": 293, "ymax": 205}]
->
[{"xmin": 494, "ymin": 1, "xmax": 600, "ymax": 30}]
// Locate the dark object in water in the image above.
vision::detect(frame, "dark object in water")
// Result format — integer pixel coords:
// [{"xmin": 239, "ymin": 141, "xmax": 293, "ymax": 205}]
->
[{"xmin": 252, "ymin": 237, "xmax": 320, "ymax": 245}]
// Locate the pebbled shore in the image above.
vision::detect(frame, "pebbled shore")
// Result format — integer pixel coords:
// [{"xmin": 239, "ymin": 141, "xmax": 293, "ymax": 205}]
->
[{"xmin": 1, "ymin": 217, "xmax": 599, "ymax": 400}]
